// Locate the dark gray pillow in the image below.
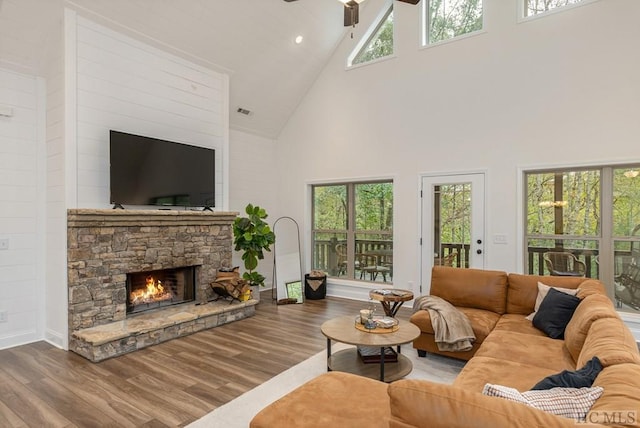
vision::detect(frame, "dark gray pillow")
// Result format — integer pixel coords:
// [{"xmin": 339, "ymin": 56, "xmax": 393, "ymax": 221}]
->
[
  {"xmin": 532, "ymin": 287, "xmax": 581, "ymax": 339},
  {"xmin": 532, "ymin": 356, "xmax": 603, "ymax": 390}
]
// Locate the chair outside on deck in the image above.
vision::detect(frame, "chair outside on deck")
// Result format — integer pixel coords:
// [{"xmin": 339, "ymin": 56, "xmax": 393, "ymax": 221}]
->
[
  {"xmin": 543, "ymin": 251, "xmax": 586, "ymax": 277},
  {"xmin": 434, "ymin": 250, "xmax": 458, "ymax": 267}
]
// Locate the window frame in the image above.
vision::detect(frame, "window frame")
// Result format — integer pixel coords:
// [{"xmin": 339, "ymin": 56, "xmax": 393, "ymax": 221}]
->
[
  {"xmin": 520, "ymin": 162, "xmax": 640, "ymax": 320},
  {"xmin": 310, "ymin": 179, "xmax": 394, "ymax": 284},
  {"xmin": 518, "ymin": 0, "xmax": 600, "ymax": 22},
  {"xmin": 347, "ymin": 2, "xmax": 395, "ymax": 68},
  {"xmin": 421, "ymin": 0, "xmax": 485, "ymax": 48}
]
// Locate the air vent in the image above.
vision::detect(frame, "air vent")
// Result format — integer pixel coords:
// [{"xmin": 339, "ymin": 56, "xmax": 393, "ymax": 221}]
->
[{"xmin": 237, "ymin": 107, "xmax": 252, "ymax": 116}]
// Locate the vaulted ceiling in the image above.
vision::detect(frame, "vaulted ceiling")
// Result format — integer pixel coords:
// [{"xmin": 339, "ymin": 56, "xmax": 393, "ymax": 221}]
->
[{"xmin": 0, "ymin": 0, "xmax": 353, "ymax": 138}]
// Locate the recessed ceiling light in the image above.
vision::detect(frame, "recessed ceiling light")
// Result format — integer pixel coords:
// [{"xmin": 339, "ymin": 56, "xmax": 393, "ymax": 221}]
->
[{"xmin": 295, "ymin": 35, "xmax": 304, "ymax": 44}]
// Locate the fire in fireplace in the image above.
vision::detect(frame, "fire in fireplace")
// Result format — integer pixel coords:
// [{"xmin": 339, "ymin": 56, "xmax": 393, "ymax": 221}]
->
[{"xmin": 126, "ymin": 266, "xmax": 197, "ymax": 314}]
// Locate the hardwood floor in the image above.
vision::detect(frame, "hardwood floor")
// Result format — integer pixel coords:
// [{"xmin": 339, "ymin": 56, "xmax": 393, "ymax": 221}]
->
[{"xmin": 0, "ymin": 293, "xmax": 412, "ymax": 427}]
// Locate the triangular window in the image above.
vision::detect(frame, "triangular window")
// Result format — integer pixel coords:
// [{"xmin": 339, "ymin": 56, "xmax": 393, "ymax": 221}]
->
[{"xmin": 350, "ymin": 5, "xmax": 394, "ymax": 67}]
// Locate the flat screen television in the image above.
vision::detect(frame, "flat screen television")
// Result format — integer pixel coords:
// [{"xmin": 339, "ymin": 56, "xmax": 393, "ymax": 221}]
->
[{"xmin": 109, "ymin": 130, "xmax": 215, "ymax": 208}]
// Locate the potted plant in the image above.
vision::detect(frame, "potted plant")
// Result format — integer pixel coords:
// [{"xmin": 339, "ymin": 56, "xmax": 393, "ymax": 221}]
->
[{"xmin": 233, "ymin": 204, "xmax": 276, "ymax": 299}]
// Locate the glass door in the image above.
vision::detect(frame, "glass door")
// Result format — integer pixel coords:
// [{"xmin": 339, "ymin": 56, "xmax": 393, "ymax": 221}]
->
[{"xmin": 421, "ymin": 173, "xmax": 485, "ymax": 292}]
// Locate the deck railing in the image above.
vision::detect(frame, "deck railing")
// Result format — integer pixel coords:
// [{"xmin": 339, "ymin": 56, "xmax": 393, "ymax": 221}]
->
[{"xmin": 313, "ymin": 240, "xmax": 635, "ymax": 280}]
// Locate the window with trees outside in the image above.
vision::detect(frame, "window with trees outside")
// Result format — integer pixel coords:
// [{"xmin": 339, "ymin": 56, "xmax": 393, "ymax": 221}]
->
[
  {"xmin": 312, "ymin": 181, "xmax": 393, "ymax": 284},
  {"xmin": 424, "ymin": 0, "xmax": 483, "ymax": 46},
  {"xmin": 525, "ymin": 165, "xmax": 640, "ymax": 315},
  {"xmin": 351, "ymin": 5, "xmax": 394, "ymax": 66},
  {"xmin": 523, "ymin": 0, "xmax": 589, "ymax": 18}
]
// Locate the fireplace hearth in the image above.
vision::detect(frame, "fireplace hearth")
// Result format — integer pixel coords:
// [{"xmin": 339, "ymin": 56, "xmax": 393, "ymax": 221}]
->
[{"xmin": 127, "ymin": 266, "xmax": 197, "ymax": 314}]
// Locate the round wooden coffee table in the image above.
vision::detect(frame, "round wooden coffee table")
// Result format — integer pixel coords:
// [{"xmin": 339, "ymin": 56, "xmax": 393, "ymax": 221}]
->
[
  {"xmin": 321, "ymin": 315, "xmax": 420, "ymax": 382},
  {"xmin": 369, "ymin": 289, "xmax": 414, "ymax": 317}
]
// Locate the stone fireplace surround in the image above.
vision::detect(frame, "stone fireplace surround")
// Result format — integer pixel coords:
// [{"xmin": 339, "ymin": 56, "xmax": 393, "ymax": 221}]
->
[{"xmin": 67, "ymin": 209, "xmax": 257, "ymax": 362}]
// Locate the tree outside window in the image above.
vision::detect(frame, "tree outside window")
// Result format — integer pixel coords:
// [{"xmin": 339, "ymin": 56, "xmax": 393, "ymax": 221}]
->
[
  {"xmin": 426, "ymin": 0, "xmax": 483, "ymax": 45},
  {"xmin": 524, "ymin": 0, "xmax": 587, "ymax": 17},
  {"xmin": 351, "ymin": 6, "xmax": 394, "ymax": 66},
  {"xmin": 312, "ymin": 181, "xmax": 393, "ymax": 283}
]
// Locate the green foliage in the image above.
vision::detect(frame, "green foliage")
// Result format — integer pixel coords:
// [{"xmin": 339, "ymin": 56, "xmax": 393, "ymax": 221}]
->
[
  {"xmin": 352, "ymin": 9, "xmax": 394, "ymax": 66},
  {"xmin": 524, "ymin": 0, "xmax": 585, "ymax": 17},
  {"xmin": 437, "ymin": 183, "xmax": 471, "ymax": 245},
  {"xmin": 428, "ymin": 0, "xmax": 483, "ymax": 44},
  {"xmin": 232, "ymin": 204, "xmax": 276, "ymax": 287}
]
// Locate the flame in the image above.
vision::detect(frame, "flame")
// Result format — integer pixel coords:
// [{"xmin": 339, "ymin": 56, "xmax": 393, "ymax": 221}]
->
[{"xmin": 130, "ymin": 276, "xmax": 172, "ymax": 305}]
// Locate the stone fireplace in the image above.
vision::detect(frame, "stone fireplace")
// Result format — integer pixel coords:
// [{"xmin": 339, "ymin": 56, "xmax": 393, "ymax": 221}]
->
[{"xmin": 67, "ymin": 209, "xmax": 257, "ymax": 362}]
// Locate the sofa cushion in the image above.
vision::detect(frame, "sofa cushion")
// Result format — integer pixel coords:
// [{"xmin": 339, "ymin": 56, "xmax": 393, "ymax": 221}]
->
[
  {"xmin": 506, "ymin": 273, "xmax": 584, "ymax": 315},
  {"xmin": 430, "ymin": 266, "xmax": 508, "ymax": 314},
  {"xmin": 531, "ymin": 356, "xmax": 602, "ymax": 390},
  {"xmin": 493, "ymin": 314, "xmax": 546, "ymax": 337},
  {"xmin": 577, "ymin": 317, "xmax": 640, "ymax": 368},
  {"xmin": 564, "ymin": 293, "xmax": 618, "ymax": 362},
  {"xmin": 525, "ymin": 282, "xmax": 579, "ymax": 321},
  {"xmin": 389, "ymin": 379, "xmax": 580, "ymax": 428},
  {"xmin": 482, "ymin": 384, "xmax": 603, "ymax": 422},
  {"xmin": 575, "ymin": 279, "xmax": 607, "ymax": 299},
  {"xmin": 250, "ymin": 372, "xmax": 390, "ymax": 428},
  {"xmin": 473, "ymin": 330, "xmax": 576, "ymax": 373},
  {"xmin": 453, "ymin": 356, "xmax": 562, "ymax": 392},
  {"xmin": 410, "ymin": 307, "xmax": 499, "ymax": 344},
  {"xmin": 532, "ymin": 288, "xmax": 581, "ymax": 339},
  {"xmin": 589, "ymin": 363, "xmax": 640, "ymax": 427}
]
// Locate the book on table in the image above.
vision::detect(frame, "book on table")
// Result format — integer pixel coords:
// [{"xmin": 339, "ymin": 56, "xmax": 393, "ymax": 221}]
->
[{"xmin": 357, "ymin": 346, "xmax": 398, "ymax": 364}]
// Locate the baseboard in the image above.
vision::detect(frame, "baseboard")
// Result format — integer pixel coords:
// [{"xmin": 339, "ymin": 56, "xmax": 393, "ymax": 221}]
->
[{"xmin": 0, "ymin": 329, "xmax": 39, "ymax": 350}]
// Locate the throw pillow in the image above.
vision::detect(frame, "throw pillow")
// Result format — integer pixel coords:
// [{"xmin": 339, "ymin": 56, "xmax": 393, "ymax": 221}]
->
[
  {"xmin": 482, "ymin": 384, "xmax": 604, "ymax": 421},
  {"xmin": 532, "ymin": 288, "xmax": 581, "ymax": 339},
  {"xmin": 532, "ymin": 356, "xmax": 603, "ymax": 390},
  {"xmin": 526, "ymin": 282, "xmax": 579, "ymax": 321}
]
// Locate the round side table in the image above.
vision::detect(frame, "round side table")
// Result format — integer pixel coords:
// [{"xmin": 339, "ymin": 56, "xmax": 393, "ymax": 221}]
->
[{"xmin": 369, "ymin": 289, "xmax": 414, "ymax": 317}]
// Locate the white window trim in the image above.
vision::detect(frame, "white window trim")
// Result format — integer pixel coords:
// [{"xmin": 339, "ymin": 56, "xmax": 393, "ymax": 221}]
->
[
  {"xmin": 347, "ymin": 0, "xmax": 394, "ymax": 68},
  {"xmin": 517, "ymin": 0, "xmax": 601, "ymax": 23},
  {"xmin": 516, "ymin": 160, "xmax": 640, "ymax": 336},
  {"xmin": 420, "ymin": 0, "xmax": 485, "ymax": 48}
]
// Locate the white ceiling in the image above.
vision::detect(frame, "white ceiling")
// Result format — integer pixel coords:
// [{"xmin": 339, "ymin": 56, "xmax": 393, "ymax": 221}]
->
[{"xmin": 0, "ymin": 0, "xmax": 352, "ymax": 138}]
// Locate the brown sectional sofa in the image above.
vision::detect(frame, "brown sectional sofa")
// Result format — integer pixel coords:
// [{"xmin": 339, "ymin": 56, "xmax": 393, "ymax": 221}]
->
[{"xmin": 250, "ymin": 267, "xmax": 640, "ymax": 428}]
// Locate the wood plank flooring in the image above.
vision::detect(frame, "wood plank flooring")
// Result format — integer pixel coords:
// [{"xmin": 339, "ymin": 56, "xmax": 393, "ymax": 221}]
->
[{"xmin": 0, "ymin": 293, "xmax": 412, "ymax": 427}]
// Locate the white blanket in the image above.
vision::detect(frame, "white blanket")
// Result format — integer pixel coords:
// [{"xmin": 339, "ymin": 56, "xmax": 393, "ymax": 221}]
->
[{"xmin": 413, "ymin": 295, "xmax": 476, "ymax": 352}]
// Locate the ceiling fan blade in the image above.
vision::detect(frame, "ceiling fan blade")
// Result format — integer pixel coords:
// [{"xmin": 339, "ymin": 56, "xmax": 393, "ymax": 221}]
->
[{"xmin": 396, "ymin": 0, "xmax": 421, "ymax": 4}]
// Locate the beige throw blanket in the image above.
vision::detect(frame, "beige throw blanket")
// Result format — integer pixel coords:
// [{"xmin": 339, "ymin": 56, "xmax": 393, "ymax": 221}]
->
[{"xmin": 413, "ymin": 295, "xmax": 476, "ymax": 352}]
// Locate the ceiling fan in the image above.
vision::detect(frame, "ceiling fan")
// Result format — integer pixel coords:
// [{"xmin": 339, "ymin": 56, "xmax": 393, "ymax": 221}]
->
[{"xmin": 284, "ymin": 0, "xmax": 420, "ymax": 27}]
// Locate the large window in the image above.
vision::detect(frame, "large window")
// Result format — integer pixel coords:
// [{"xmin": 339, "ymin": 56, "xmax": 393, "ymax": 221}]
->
[
  {"xmin": 312, "ymin": 181, "xmax": 393, "ymax": 283},
  {"xmin": 525, "ymin": 165, "xmax": 640, "ymax": 315},
  {"xmin": 350, "ymin": 5, "xmax": 394, "ymax": 66},
  {"xmin": 424, "ymin": 0, "xmax": 483, "ymax": 46},
  {"xmin": 523, "ymin": 0, "xmax": 590, "ymax": 18}
]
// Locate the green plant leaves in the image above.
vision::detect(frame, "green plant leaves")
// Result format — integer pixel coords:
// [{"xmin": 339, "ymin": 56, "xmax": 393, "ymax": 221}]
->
[{"xmin": 232, "ymin": 203, "xmax": 276, "ymax": 286}]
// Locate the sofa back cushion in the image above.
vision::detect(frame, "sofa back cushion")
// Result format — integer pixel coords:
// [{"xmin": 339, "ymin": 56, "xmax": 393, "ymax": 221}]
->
[
  {"xmin": 430, "ymin": 267, "xmax": 508, "ymax": 314},
  {"xmin": 577, "ymin": 317, "xmax": 640, "ymax": 368},
  {"xmin": 564, "ymin": 294, "xmax": 619, "ymax": 363},
  {"xmin": 506, "ymin": 274, "xmax": 585, "ymax": 315},
  {"xmin": 589, "ymin": 363, "xmax": 640, "ymax": 426}
]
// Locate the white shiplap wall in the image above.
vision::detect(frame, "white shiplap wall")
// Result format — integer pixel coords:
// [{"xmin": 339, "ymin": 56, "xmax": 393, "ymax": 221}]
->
[
  {"xmin": 0, "ymin": 68, "xmax": 45, "ymax": 349},
  {"xmin": 74, "ymin": 14, "xmax": 227, "ymax": 209},
  {"xmin": 37, "ymin": 11, "xmax": 230, "ymax": 348}
]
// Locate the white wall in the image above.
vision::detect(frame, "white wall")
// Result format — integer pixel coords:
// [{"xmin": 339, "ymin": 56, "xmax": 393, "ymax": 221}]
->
[
  {"xmin": 0, "ymin": 68, "xmax": 45, "ymax": 349},
  {"xmin": 73, "ymin": 14, "xmax": 227, "ymax": 209},
  {"xmin": 276, "ymin": 0, "xmax": 640, "ymax": 297},
  {"xmin": 229, "ymin": 128, "xmax": 278, "ymax": 288}
]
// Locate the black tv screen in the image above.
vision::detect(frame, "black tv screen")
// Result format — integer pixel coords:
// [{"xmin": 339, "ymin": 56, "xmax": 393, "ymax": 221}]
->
[{"xmin": 110, "ymin": 130, "xmax": 215, "ymax": 208}]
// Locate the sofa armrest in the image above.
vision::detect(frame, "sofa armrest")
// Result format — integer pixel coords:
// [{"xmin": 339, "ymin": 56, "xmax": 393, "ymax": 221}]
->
[{"xmin": 388, "ymin": 379, "xmax": 604, "ymax": 428}]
